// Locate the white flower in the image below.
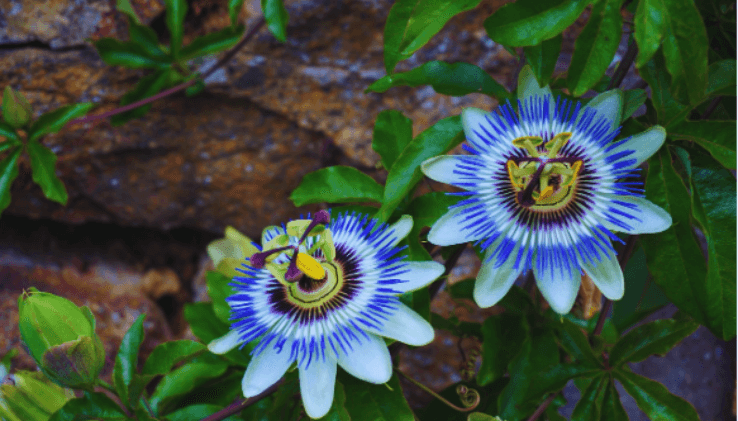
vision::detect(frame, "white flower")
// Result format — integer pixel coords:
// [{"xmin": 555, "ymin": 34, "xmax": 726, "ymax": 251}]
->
[
  {"xmin": 421, "ymin": 66, "xmax": 672, "ymax": 314},
  {"xmin": 208, "ymin": 210, "xmax": 444, "ymax": 418}
]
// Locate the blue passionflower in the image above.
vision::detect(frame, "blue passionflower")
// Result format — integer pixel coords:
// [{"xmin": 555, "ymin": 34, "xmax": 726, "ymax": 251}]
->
[
  {"xmin": 207, "ymin": 210, "xmax": 444, "ymax": 418},
  {"xmin": 420, "ymin": 66, "xmax": 672, "ymax": 314}
]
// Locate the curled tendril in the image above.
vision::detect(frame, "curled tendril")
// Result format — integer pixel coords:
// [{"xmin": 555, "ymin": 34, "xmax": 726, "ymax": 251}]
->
[{"xmin": 455, "ymin": 385, "xmax": 481, "ymax": 409}]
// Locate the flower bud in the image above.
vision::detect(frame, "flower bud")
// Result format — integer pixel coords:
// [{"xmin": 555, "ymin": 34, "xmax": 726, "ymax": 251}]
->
[
  {"xmin": 0, "ymin": 371, "xmax": 74, "ymax": 421},
  {"xmin": 2, "ymin": 86, "xmax": 33, "ymax": 129},
  {"xmin": 17, "ymin": 288, "xmax": 105, "ymax": 390}
]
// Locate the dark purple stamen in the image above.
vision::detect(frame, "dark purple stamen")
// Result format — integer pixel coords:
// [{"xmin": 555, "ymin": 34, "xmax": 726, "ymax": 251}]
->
[{"xmin": 250, "ymin": 246, "xmax": 294, "ymax": 268}]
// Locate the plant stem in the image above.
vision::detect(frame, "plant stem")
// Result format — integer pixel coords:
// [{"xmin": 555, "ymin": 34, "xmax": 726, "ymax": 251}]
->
[
  {"xmin": 607, "ymin": 41, "xmax": 638, "ymax": 90},
  {"xmin": 525, "ymin": 393, "xmax": 558, "ymax": 421},
  {"xmin": 69, "ymin": 18, "xmax": 266, "ymax": 127},
  {"xmin": 395, "ymin": 369, "xmax": 479, "ymax": 412},
  {"xmin": 428, "ymin": 244, "xmax": 467, "ymax": 300},
  {"xmin": 200, "ymin": 378, "xmax": 283, "ymax": 421},
  {"xmin": 701, "ymin": 96, "xmax": 722, "ymax": 119}
]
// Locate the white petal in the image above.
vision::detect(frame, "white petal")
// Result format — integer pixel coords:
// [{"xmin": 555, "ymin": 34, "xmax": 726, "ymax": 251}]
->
[
  {"xmin": 388, "ymin": 215, "xmax": 413, "ymax": 247},
  {"xmin": 428, "ymin": 206, "xmax": 489, "ymax": 246},
  {"xmin": 299, "ymin": 356, "xmax": 337, "ymax": 419},
  {"xmin": 474, "ymin": 246, "xmax": 524, "ymax": 308},
  {"xmin": 517, "ymin": 65, "xmax": 554, "ymax": 106},
  {"xmin": 394, "ymin": 261, "xmax": 445, "ymax": 293},
  {"xmin": 421, "ymin": 155, "xmax": 481, "ymax": 190},
  {"xmin": 462, "ymin": 107, "xmax": 494, "ymax": 151},
  {"xmin": 336, "ymin": 334, "xmax": 392, "ymax": 384},
  {"xmin": 584, "ymin": 89, "xmax": 623, "ymax": 128},
  {"xmin": 603, "ymin": 195, "xmax": 672, "ymax": 234},
  {"xmin": 533, "ymin": 248, "xmax": 581, "ymax": 314},
  {"xmin": 580, "ymin": 246, "xmax": 624, "ymax": 300},
  {"xmin": 607, "ymin": 126, "xmax": 666, "ymax": 167},
  {"xmin": 207, "ymin": 330, "xmax": 242, "ymax": 355},
  {"xmin": 364, "ymin": 303, "xmax": 434, "ymax": 346},
  {"xmin": 241, "ymin": 346, "xmax": 294, "ymax": 398}
]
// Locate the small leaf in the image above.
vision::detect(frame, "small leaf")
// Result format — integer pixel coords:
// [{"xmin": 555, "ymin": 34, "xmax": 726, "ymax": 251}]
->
[
  {"xmin": 484, "ymin": 0, "xmax": 588, "ymax": 47},
  {"xmin": 384, "ymin": 0, "xmax": 483, "ymax": 73},
  {"xmin": 26, "ymin": 140, "xmax": 68, "ymax": 205},
  {"xmin": 524, "ymin": 35, "xmax": 561, "ymax": 88},
  {"xmin": 180, "ymin": 25, "xmax": 244, "ymax": 60},
  {"xmin": 340, "ymin": 372, "xmax": 414, "ymax": 421},
  {"xmin": 0, "ymin": 146, "xmax": 21, "ymax": 215},
  {"xmin": 113, "ymin": 314, "xmax": 146, "ymax": 407},
  {"xmin": 206, "ymin": 271, "xmax": 235, "ymax": 325},
  {"xmin": 27, "ymin": 103, "xmax": 94, "ymax": 142},
  {"xmin": 375, "ymin": 116, "xmax": 463, "ymax": 222},
  {"xmin": 290, "ymin": 166, "xmax": 384, "ymax": 206},
  {"xmin": 261, "ymin": 0, "xmax": 289, "ymax": 42},
  {"xmin": 615, "ymin": 369, "xmax": 700, "ymax": 421},
  {"xmin": 367, "ymin": 61, "xmax": 511, "ymax": 100},
  {"xmin": 93, "ymin": 38, "xmax": 170, "ymax": 69},
  {"xmin": 706, "ymin": 59, "xmax": 736, "ymax": 97},
  {"xmin": 602, "ymin": 379, "xmax": 629, "ymax": 421},
  {"xmin": 48, "ymin": 392, "xmax": 128, "ymax": 421},
  {"xmin": 2, "ymin": 86, "xmax": 33, "ymax": 128},
  {"xmin": 477, "ymin": 313, "xmax": 529, "ymax": 386},
  {"xmin": 111, "ymin": 68, "xmax": 174, "ymax": 126},
  {"xmin": 150, "ymin": 354, "xmax": 229, "ymax": 414},
  {"xmin": 668, "ymin": 120, "xmax": 736, "ymax": 170},
  {"xmin": 117, "ymin": 0, "xmax": 141, "ymax": 23},
  {"xmin": 609, "ymin": 319, "xmax": 698, "ymax": 366},
  {"xmin": 126, "ymin": 15, "xmax": 169, "ymax": 61},
  {"xmin": 372, "ymin": 110, "xmax": 413, "ymax": 171},
  {"xmin": 0, "ymin": 121, "xmax": 20, "ymax": 143},
  {"xmin": 142, "ymin": 340, "xmax": 206, "ymax": 376},
  {"xmin": 567, "ymin": 0, "xmax": 623, "ymax": 96},
  {"xmin": 164, "ymin": 0, "xmax": 187, "ymax": 59},
  {"xmin": 228, "ymin": 0, "xmax": 245, "ymax": 26}
]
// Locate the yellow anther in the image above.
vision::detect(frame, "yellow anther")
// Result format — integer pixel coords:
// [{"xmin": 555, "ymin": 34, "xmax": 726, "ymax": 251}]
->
[
  {"xmin": 511, "ymin": 136, "xmax": 544, "ymax": 157},
  {"xmin": 296, "ymin": 253, "xmax": 325, "ymax": 280},
  {"xmin": 545, "ymin": 132, "xmax": 572, "ymax": 158},
  {"xmin": 537, "ymin": 185, "xmax": 555, "ymax": 201}
]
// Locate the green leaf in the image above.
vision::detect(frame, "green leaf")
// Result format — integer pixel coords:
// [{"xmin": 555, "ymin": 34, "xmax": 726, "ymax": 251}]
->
[
  {"xmin": 706, "ymin": 59, "xmax": 736, "ymax": 96},
  {"xmin": 467, "ymin": 414, "xmax": 503, "ymax": 421},
  {"xmin": 614, "ymin": 369, "xmax": 700, "ymax": 421},
  {"xmin": 93, "ymin": 38, "xmax": 170, "ymax": 69},
  {"xmin": 150, "ymin": 354, "xmax": 229, "ymax": 414},
  {"xmin": 117, "ymin": 0, "xmax": 141, "ymax": 23},
  {"xmin": 635, "ymin": 0, "xmax": 709, "ymax": 105},
  {"xmin": 26, "ymin": 140, "xmax": 68, "ymax": 205},
  {"xmin": 228, "ymin": 0, "xmax": 245, "ymax": 26},
  {"xmin": 558, "ymin": 319, "xmax": 602, "ymax": 368},
  {"xmin": 383, "ymin": 0, "xmax": 482, "ymax": 73},
  {"xmin": 477, "ymin": 313, "xmax": 529, "ymax": 386},
  {"xmin": 372, "ymin": 109, "xmax": 413, "ymax": 171},
  {"xmin": 400, "ymin": 287, "xmax": 431, "ymax": 321},
  {"xmin": 113, "ymin": 314, "xmax": 145, "ymax": 408},
  {"xmin": 567, "ymin": 0, "xmax": 623, "ymax": 96},
  {"xmin": 611, "ymin": 246, "xmax": 669, "ymax": 332},
  {"xmin": 690, "ymin": 155, "xmax": 737, "ymax": 339},
  {"xmin": 111, "ymin": 68, "xmax": 175, "ymax": 126},
  {"xmin": 126, "ymin": 15, "xmax": 169, "ymax": 62},
  {"xmin": 367, "ymin": 61, "xmax": 511, "ymax": 100},
  {"xmin": 601, "ymin": 379, "xmax": 628, "ymax": 421},
  {"xmin": 668, "ymin": 120, "xmax": 736, "ymax": 170},
  {"xmin": 206, "ymin": 271, "xmax": 235, "ymax": 325},
  {"xmin": 315, "ymin": 380, "xmax": 350, "ymax": 421},
  {"xmin": 0, "ymin": 121, "xmax": 20, "ymax": 143},
  {"xmin": 638, "ymin": 54, "xmax": 690, "ymax": 128},
  {"xmin": 609, "ymin": 319, "xmax": 698, "ymax": 366},
  {"xmin": 622, "ymin": 89, "xmax": 647, "ymax": 121},
  {"xmin": 0, "ymin": 146, "xmax": 21, "ymax": 215},
  {"xmin": 181, "ymin": 25, "xmax": 244, "ymax": 60},
  {"xmin": 340, "ymin": 372, "xmax": 414, "ymax": 421},
  {"xmin": 165, "ymin": 404, "xmax": 241, "ymax": 421},
  {"xmin": 570, "ymin": 374, "xmax": 607, "ymax": 421},
  {"xmin": 2, "ymin": 86, "xmax": 33, "ymax": 128},
  {"xmin": 640, "ymin": 148, "xmax": 711, "ymax": 332},
  {"xmin": 48, "ymin": 392, "xmax": 128, "ymax": 421},
  {"xmin": 484, "ymin": 0, "xmax": 588, "ymax": 47},
  {"xmin": 261, "ymin": 0, "xmax": 289, "ymax": 42},
  {"xmin": 290, "ymin": 166, "xmax": 384, "ymax": 206},
  {"xmin": 375, "ymin": 115, "xmax": 463, "ymax": 222},
  {"xmin": 27, "ymin": 102, "xmax": 94, "ymax": 142},
  {"xmin": 524, "ymin": 35, "xmax": 561, "ymax": 88},
  {"xmin": 403, "ymin": 192, "xmax": 462, "ymax": 260},
  {"xmin": 142, "ymin": 340, "xmax": 206, "ymax": 376},
  {"xmin": 164, "ymin": 0, "xmax": 187, "ymax": 59}
]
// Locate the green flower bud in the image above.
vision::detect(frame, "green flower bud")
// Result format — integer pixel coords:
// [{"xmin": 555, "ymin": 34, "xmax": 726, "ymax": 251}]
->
[
  {"xmin": 2, "ymin": 86, "xmax": 33, "ymax": 129},
  {"xmin": 0, "ymin": 371, "xmax": 74, "ymax": 421},
  {"xmin": 17, "ymin": 288, "xmax": 105, "ymax": 390}
]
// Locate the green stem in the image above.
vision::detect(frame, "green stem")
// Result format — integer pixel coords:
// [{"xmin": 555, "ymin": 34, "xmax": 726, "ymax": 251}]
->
[{"xmin": 395, "ymin": 369, "xmax": 479, "ymax": 413}]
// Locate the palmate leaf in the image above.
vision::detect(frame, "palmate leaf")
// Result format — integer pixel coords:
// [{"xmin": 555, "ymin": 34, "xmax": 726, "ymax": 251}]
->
[
  {"xmin": 484, "ymin": 0, "xmax": 588, "ymax": 47},
  {"xmin": 383, "ymin": 0, "xmax": 482, "ymax": 73},
  {"xmin": 609, "ymin": 319, "xmax": 699, "ymax": 366},
  {"xmin": 615, "ymin": 369, "xmax": 699, "ymax": 421}
]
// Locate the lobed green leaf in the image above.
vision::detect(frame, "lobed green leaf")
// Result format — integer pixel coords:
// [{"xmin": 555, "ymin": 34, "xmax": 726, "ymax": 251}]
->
[
  {"xmin": 26, "ymin": 140, "xmax": 68, "ymax": 205},
  {"xmin": 570, "ymin": 374, "xmax": 608, "ymax": 421},
  {"xmin": 484, "ymin": 0, "xmax": 588, "ymax": 47},
  {"xmin": 384, "ymin": 0, "xmax": 482, "ymax": 73},
  {"xmin": 290, "ymin": 166, "xmax": 384, "ymax": 207},
  {"xmin": 615, "ymin": 369, "xmax": 700, "ymax": 421},
  {"xmin": 609, "ymin": 319, "xmax": 699, "ymax": 366},
  {"xmin": 602, "ymin": 379, "xmax": 629, "ymax": 421}
]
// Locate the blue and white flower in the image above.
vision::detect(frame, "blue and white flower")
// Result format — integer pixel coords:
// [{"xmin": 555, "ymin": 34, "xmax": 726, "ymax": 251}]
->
[
  {"xmin": 420, "ymin": 66, "xmax": 672, "ymax": 314},
  {"xmin": 207, "ymin": 210, "xmax": 444, "ymax": 418}
]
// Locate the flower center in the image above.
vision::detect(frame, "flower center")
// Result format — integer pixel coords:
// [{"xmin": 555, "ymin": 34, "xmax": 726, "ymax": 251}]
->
[
  {"xmin": 286, "ymin": 261, "xmax": 344, "ymax": 306},
  {"xmin": 507, "ymin": 132, "xmax": 583, "ymax": 210}
]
